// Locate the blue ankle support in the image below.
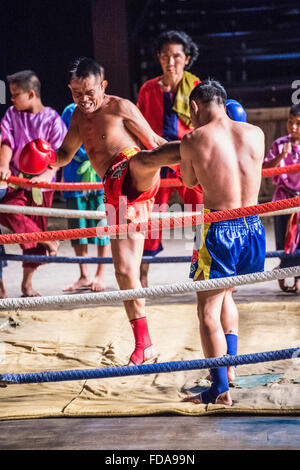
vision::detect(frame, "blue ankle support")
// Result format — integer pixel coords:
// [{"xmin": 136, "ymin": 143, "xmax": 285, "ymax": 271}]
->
[
  {"xmin": 201, "ymin": 367, "xmax": 229, "ymax": 404},
  {"xmin": 225, "ymin": 333, "xmax": 238, "ymax": 367}
]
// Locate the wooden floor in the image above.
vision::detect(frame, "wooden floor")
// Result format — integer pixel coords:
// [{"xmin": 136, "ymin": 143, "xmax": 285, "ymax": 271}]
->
[{"xmin": 0, "ymin": 416, "xmax": 299, "ymax": 450}]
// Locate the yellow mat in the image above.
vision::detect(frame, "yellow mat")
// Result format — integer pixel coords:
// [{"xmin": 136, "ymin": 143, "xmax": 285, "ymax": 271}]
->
[{"xmin": 0, "ymin": 301, "xmax": 299, "ymax": 420}]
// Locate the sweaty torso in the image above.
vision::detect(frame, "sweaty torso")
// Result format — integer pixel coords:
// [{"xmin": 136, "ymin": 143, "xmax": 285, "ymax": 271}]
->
[
  {"xmin": 189, "ymin": 120, "xmax": 264, "ymax": 210},
  {"xmin": 75, "ymin": 96, "xmax": 141, "ymax": 178}
]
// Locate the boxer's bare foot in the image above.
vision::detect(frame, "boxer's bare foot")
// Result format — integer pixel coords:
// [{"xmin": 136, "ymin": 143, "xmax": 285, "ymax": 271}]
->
[
  {"xmin": 22, "ymin": 268, "xmax": 41, "ymax": 297},
  {"xmin": 295, "ymin": 278, "xmax": 300, "ymax": 294},
  {"xmin": 183, "ymin": 390, "xmax": 232, "ymax": 406},
  {"xmin": 0, "ymin": 280, "xmax": 7, "ymax": 299},
  {"xmin": 91, "ymin": 276, "xmax": 105, "ymax": 292},
  {"xmin": 273, "ymin": 265, "xmax": 298, "ymax": 294},
  {"xmin": 21, "ymin": 285, "xmax": 41, "ymax": 297},
  {"xmin": 278, "ymin": 278, "xmax": 299, "ymax": 293},
  {"xmin": 62, "ymin": 276, "xmax": 93, "ymax": 292},
  {"xmin": 215, "ymin": 391, "xmax": 232, "ymax": 406},
  {"xmin": 183, "ymin": 393, "xmax": 203, "ymax": 404}
]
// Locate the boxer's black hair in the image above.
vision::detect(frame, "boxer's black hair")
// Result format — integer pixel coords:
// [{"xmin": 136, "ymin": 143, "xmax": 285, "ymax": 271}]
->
[
  {"xmin": 7, "ymin": 70, "xmax": 41, "ymax": 98},
  {"xmin": 290, "ymin": 103, "xmax": 300, "ymax": 116},
  {"xmin": 190, "ymin": 79, "xmax": 227, "ymax": 105},
  {"xmin": 154, "ymin": 30, "xmax": 199, "ymax": 69},
  {"xmin": 69, "ymin": 58, "xmax": 105, "ymax": 82}
]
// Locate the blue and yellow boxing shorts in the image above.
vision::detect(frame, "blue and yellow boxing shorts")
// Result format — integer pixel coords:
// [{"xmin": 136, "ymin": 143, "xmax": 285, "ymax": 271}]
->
[{"xmin": 190, "ymin": 209, "xmax": 266, "ymax": 281}]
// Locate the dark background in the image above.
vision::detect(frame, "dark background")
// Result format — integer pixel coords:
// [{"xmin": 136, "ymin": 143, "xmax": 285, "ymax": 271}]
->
[
  {"xmin": 1, "ymin": 0, "xmax": 300, "ymax": 119},
  {"xmin": 0, "ymin": 0, "xmax": 94, "ymax": 117}
]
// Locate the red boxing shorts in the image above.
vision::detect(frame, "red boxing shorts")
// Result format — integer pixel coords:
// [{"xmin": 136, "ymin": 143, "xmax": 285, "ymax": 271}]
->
[{"xmin": 103, "ymin": 147, "xmax": 160, "ymax": 226}]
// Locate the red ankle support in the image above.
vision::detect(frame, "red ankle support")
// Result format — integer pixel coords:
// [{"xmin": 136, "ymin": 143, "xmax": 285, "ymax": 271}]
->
[{"xmin": 130, "ymin": 317, "xmax": 152, "ymax": 365}]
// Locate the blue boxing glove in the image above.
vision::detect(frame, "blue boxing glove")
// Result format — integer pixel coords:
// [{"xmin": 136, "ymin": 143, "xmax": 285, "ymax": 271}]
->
[
  {"xmin": 0, "ymin": 188, "xmax": 7, "ymax": 200},
  {"xmin": 225, "ymin": 99, "xmax": 247, "ymax": 122}
]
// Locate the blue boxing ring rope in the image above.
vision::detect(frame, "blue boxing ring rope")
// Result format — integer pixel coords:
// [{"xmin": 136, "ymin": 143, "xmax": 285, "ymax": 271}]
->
[
  {"xmin": 0, "ymin": 348, "xmax": 299, "ymax": 385},
  {"xmin": 1, "ymin": 250, "xmax": 300, "ymax": 265}
]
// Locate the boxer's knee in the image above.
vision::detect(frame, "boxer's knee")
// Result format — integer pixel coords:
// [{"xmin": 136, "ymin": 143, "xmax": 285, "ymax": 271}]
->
[{"xmin": 114, "ymin": 263, "xmax": 138, "ymax": 288}]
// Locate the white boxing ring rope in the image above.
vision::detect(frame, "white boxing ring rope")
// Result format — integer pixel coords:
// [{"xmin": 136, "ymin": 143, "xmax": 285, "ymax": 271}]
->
[
  {"xmin": 0, "ymin": 204, "xmax": 300, "ymax": 219},
  {"xmin": 0, "ymin": 265, "xmax": 299, "ymax": 310}
]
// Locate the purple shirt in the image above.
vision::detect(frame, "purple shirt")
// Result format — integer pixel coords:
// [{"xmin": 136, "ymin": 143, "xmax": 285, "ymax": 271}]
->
[
  {"xmin": 1, "ymin": 106, "xmax": 67, "ymax": 179},
  {"xmin": 264, "ymin": 134, "xmax": 300, "ymax": 201}
]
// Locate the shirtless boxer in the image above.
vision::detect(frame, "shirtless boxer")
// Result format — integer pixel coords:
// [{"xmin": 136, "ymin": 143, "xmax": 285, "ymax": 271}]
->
[
  {"xmin": 180, "ymin": 80, "xmax": 266, "ymax": 406},
  {"xmin": 49, "ymin": 58, "xmax": 180, "ymax": 365}
]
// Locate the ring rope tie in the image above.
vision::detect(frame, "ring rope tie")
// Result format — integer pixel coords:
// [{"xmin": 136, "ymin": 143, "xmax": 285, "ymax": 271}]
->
[
  {"xmin": 0, "ymin": 348, "xmax": 298, "ymax": 385},
  {"xmin": 0, "ymin": 265, "xmax": 299, "ymax": 310},
  {"xmin": 0, "ymin": 195, "xmax": 299, "ymax": 245},
  {"xmin": 3, "ymin": 162, "xmax": 300, "ymax": 191}
]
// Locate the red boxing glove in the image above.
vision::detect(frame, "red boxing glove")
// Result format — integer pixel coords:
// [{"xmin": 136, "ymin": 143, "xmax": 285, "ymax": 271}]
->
[{"xmin": 19, "ymin": 139, "xmax": 57, "ymax": 175}]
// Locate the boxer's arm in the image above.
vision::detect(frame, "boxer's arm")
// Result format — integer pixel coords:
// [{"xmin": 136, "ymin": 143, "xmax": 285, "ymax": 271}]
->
[
  {"xmin": 138, "ymin": 141, "xmax": 181, "ymax": 167},
  {"xmin": 52, "ymin": 111, "xmax": 82, "ymax": 168},
  {"xmin": 179, "ymin": 136, "xmax": 198, "ymax": 188},
  {"xmin": 0, "ymin": 144, "xmax": 12, "ymax": 180},
  {"xmin": 120, "ymin": 99, "xmax": 167, "ymax": 149}
]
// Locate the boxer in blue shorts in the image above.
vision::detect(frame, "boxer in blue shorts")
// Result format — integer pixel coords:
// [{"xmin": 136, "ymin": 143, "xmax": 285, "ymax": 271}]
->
[
  {"xmin": 180, "ymin": 80, "xmax": 266, "ymax": 406},
  {"xmin": 190, "ymin": 210, "xmax": 265, "ymax": 282}
]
